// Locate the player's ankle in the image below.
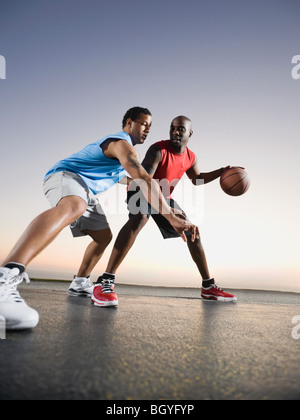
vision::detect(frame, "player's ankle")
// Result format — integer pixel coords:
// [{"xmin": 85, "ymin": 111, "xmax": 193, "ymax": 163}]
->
[
  {"xmin": 202, "ymin": 278, "xmax": 215, "ymax": 288},
  {"xmin": 4, "ymin": 262, "xmax": 26, "ymax": 274},
  {"xmin": 97, "ymin": 272, "xmax": 115, "ymax": 284}
]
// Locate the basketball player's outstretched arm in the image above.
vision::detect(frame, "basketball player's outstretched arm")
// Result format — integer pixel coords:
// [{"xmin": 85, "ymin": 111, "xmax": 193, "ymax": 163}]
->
[{"xmin": 186, "ymin": 158, "xmax": 244, "ymax": 185}]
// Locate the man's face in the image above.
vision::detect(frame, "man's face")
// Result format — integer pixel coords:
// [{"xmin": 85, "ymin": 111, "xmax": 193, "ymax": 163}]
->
[
  {"xmin": 129, "ymin": 114, "xmax": 152, "ymax": 145},
  {"xmin": 169, "ymin": 117, "xmax": 193, "ymax": 149}
]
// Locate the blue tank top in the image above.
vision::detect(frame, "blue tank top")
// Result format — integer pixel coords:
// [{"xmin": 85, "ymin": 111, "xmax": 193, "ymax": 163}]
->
[{"xmin": 44, "ymin": 131, "xmax": 132, "ymax": 195}]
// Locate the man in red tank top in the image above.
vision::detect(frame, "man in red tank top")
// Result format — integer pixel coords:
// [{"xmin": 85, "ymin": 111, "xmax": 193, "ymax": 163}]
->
[
  {"xmin": 150, "ymin": 139, "xmax": 196, "ymax": 198},
  {"xmin": 100, "ymin": 116, "xmax": 237, "ymax": 302}
]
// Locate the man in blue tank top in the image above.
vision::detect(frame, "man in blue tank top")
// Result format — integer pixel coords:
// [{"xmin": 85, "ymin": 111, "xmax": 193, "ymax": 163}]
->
[
  {"xmin": 44, "ymin": 130, "xmax": 134, "ymax": 196},
  {"xmin": 0, "ymin": 107, "xmax": 199, "ymax": 330}
]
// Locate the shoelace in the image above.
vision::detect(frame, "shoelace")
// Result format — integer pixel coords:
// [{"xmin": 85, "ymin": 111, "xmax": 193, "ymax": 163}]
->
[
  {"xmin": 101, "ymin": 279, "xmax": 114, "ymax": 294},
  {"xmin": 0, "ymin": 268, "xmax": 30, "ymax": 303}
]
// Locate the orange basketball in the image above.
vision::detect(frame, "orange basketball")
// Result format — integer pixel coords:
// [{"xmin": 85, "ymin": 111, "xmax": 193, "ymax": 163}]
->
[{"xmin": 220, "ymin": 167, "xmax": 250, "ymax": 196}]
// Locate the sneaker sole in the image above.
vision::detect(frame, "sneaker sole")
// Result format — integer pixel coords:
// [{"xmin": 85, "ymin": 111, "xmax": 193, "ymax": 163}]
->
[
  {"xmin": 68, "ymin": 290, "xmax": 93, "ymax": 297},
  {"xmin": 5, "ymin": 315, "xmax": 39, "ymax": 330},
  {"xmin": 92, "ymin": 299, "xmax": 118, "ymax": 308},
  {"xmin": 202, "ymin": 294, "xmax": 237, "ymax": 302}
]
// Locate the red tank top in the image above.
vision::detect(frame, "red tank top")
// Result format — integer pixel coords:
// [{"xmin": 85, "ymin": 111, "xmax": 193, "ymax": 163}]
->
[{"xmin": 154, "ymin": 140, "xmax": 196, "ymax": 198}]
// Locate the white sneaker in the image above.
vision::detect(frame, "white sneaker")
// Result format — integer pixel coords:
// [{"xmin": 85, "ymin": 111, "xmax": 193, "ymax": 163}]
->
[
  {"xmin": 68, "ymin": 275, "xmax": 94, "ymax": 297},
  {"xmin": 0, "ymin": 267, "xmax": 39, "ymax": 330}
]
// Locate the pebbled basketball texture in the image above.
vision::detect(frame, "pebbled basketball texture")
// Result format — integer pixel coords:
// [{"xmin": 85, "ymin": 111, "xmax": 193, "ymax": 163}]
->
[{"xmin": 220, "ymin": 167, "xmax": 250, "ymax": 196}]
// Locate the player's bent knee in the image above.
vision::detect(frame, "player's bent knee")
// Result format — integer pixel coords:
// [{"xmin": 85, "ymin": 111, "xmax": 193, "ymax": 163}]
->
[
  {"xmin": 87, "ymin": 228, "xmax": 113, "ymax": 247},
  {"xmin": 58, "ymin": 196, "xmax": 87, "ymax": 220},
  {"xmin": 104, "ymin": 229, "xmax": 113, "ymax": 246},
  {"xmin": 134, "ymin": 214, "xmax": 149, "ymax": 230}
]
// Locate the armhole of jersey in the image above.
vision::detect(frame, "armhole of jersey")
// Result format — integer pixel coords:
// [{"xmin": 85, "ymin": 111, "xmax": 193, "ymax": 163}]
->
[
  {"xmin": 156, "ymin": 141, "xmax": 167, "ymax": 164},
  {"xmin": 100, "ymin": 137, "xmax": 128, "ymax": 148},
  {"xmin": 188, "ymin": 148, "xmax": 196, "ymax": 169}
]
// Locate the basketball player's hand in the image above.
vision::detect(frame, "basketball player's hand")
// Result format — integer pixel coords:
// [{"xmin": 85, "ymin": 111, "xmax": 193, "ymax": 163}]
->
[
  {"xmin": 170, "ymin": 215, "xmax": 200, "ymax": 243},
  {"xmin": 185, "ymin": 223, "xmax": 200, "ymax": 243},
  {"xmin": 224, "ymin": 165, "xmax": 245, "ymax": 171}
]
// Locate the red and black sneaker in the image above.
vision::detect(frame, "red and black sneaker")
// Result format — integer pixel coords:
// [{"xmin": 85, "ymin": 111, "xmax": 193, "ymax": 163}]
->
[
  {"xmin": 201, "ymin": 285, "xmax": 237, "ymax": 302},
  {"xmin": 91, "ymin": 279, "xmax": 118, "ymax": 307}
]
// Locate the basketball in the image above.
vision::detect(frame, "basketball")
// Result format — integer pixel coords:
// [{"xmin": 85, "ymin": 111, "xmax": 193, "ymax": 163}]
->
[{"xmin": 220, "ymin": 167, "xmax": 250, "ymax": 196}]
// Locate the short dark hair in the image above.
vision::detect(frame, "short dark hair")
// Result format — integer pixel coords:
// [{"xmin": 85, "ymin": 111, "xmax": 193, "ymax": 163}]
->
[{"xmin": 122, "ymin": 107, "xmax": 152, "ymax": 128}]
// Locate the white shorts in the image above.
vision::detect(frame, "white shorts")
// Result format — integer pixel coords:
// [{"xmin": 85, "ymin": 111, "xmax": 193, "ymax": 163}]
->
[{"xmin": 43, "ymin": 171, "xmax": 110, "ymax": 238}]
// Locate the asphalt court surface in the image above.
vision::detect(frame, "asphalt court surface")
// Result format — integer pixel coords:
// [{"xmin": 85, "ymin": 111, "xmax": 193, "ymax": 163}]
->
[{"xmin": 1, "ymin": 281, "xmax": 300, "ymax": 400}]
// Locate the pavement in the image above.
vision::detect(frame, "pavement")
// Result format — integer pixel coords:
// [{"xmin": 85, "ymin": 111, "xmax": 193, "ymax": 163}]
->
[{"xmin": 1, "ymin": 281, "xmax": 300, "ymax": 400}]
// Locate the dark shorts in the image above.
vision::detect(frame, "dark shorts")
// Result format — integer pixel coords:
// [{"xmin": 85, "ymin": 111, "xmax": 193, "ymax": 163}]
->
[{"xmin": 127, "ymin": 189, "xmax": 190, "ymax": 240}]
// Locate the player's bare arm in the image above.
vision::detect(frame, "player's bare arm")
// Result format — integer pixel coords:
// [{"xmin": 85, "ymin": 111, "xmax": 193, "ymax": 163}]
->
[
  {"xmin": 118, "ymin": 176, "xmax": 132, "ymax": 185},
  {"xmin": 186, "ymin": 158, "xmax": 231, "ymax": 185},
  {"xmin": 141, "ymin": 143, "xmax": 162, "ymax": 178}
]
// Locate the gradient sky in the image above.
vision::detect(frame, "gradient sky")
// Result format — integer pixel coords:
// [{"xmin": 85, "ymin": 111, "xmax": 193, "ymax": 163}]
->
[{"xmin": 0, "ymin": 0, "xmax": 300, "ymax": 292}]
